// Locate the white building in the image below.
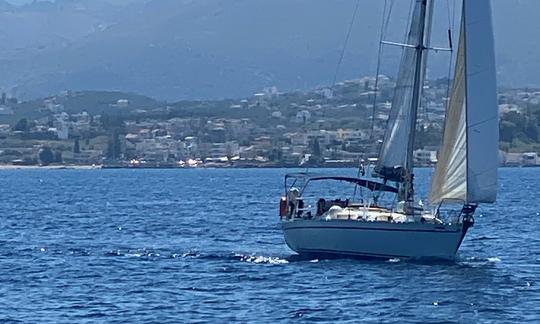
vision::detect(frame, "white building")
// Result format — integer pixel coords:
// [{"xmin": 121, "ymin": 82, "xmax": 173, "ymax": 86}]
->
[
  {"xmin": 0, "ymin": 105, "xmax": 13, "ymax": 115},
  {"xmin": 413, "ymin": 149, "xmax": 437, "ymax": 166},
  {"xmin": 522, "ymin": 152, "xmax": 539, "ymax": 166},
  {"xmin": 295, "ymin": 110, "xmax": 311, "ymax": 123}
]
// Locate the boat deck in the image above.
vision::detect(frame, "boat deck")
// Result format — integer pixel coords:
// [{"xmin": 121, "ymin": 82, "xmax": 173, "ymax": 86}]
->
[{"xmin": 312, "ymin": 205, "xmax": 442, "ymax": 224}]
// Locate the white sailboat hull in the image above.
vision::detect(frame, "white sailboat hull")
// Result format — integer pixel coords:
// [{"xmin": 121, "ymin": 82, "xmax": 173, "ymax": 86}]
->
[{"xmin": 282, "ymin": 219, "xmax": 468, "ymax": 260}]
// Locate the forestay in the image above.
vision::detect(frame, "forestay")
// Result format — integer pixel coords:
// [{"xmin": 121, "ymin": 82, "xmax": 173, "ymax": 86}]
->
[{"xmin": 430, "ymin": 0, "xmax": 498, "ymax": 205}]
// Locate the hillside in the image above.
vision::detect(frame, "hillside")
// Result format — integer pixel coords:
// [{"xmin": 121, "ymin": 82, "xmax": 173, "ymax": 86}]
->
[
  {"xmin": 0, "ymin": 90, "xmax": 160, "ymax": 123},
  {"xmin": 0, "ymin": 0, "xmax": 539, "ymax": 100}
]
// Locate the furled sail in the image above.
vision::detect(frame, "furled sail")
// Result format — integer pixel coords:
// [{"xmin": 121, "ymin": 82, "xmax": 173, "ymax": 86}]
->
[
  {"xmin": 429, "ymin": 0, "xmax": 498, "ymax": 205},
  {"xmin": 375, "ymin": 0, "xmax": 427, "ymax": 181}
]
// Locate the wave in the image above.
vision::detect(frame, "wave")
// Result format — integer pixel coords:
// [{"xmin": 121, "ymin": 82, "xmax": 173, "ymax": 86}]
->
[
  {"xmin": 34, "ymin": 246, "xmax": 496, "ymax": 266},
  {"xmin": 487, "ymin": 257, "xmax": 502, "ymax": 263},
  {"xmin": 232, "ymin": 253, "xmax": 289, "ymax": 265},
  {"xmin": 458, "ymin": 255, "xmax": 502, "ymax": 267},
  {"xmin": 469, "ymin": 236, "xmax": 499, "ymax": 242},
  {"xmin": 102, "ymin": 248, "xmax": 293, "ymax": 265}
]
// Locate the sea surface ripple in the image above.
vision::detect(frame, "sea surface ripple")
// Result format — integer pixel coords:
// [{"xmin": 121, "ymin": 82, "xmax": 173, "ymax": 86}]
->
[{"xmin": 0, "ymin": 168, "xmax": 539, "ymax": 323}]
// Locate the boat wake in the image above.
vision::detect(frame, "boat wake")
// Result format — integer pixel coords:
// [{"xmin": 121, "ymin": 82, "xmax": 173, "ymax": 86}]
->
[
  {"xmin": 101, "ymin": 248, "xmax": 294, "ymax": 265},
  {"xmin": 232, "ymin": 253, "xmax": 289, "ymax": 265},
  {"xmin": 387, "ymin": 258, "xmax": 402, "ymax": 263},
  {"xmin": 41, "ymin": 246, "xmax": 498, "ymax": 266},
  {"xmin": 458, "ymin": 255, "xmax": 502, "ymax": 267}
]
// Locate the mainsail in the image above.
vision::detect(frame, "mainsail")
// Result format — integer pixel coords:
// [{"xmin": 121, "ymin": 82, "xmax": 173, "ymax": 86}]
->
[
  {"xmin": 429, "ymin": 0, "xmax": 498, "ymax": 204},
  {"xmin": 375, "ymin": 0, "xmax": 430, "ymax": 201}
]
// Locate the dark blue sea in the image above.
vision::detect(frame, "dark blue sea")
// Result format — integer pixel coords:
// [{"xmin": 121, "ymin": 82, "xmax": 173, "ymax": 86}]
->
[{"xmin": 0, "ymin": 168, "xmax": 539, "ymax": 323}]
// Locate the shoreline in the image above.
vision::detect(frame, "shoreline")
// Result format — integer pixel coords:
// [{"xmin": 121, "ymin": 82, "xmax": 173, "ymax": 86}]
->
[
  {"xmin": 0, "ymin": 165, "xmax": 100, "ymax": 170},
  {"xmin": 0, "ymin": 164, "xmax": 534, "ymax": 170}
]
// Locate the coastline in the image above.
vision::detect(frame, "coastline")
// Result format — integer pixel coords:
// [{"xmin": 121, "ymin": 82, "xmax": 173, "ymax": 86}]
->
[
  {"xmin": 0, "ymin": 164, "xmax": 531, "ymax": 170},
  {"xmin": 0, "ymin": 164, "xmax": 101, "ymax": 170}
]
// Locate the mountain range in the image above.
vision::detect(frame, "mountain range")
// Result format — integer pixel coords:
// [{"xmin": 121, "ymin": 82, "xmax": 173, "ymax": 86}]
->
[{"xmin": 0, "ymin": 0, "xmax": 538, "ymax": 101}]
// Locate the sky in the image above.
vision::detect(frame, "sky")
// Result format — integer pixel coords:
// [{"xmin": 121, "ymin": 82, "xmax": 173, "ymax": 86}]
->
[
  {"xmin": 1, "ymin": 0, "xmax": 539, "ymax": 99},
  {"xmin": 6, "ymin": 0, "xmax": 37, "ymax": 3}
]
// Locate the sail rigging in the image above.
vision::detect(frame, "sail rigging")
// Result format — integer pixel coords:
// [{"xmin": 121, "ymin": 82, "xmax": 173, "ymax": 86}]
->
[{"xmin": 429, "ymin": 0, "xmax": 498, "ymax": 205}]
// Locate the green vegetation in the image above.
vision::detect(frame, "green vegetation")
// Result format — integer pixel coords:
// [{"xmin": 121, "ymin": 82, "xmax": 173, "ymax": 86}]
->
[
  {"xmin": 0, "ymin": 91, "xmax": 161, "ymax": 124},
  {"xmin": 500, "ymin": 105, "xmax": 540, "ymax": 152}
]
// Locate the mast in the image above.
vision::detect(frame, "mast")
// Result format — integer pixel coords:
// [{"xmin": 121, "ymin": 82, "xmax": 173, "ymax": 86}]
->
[
  {"xmin": 374, "ymin": 0, "xmax": 432, "ymax": 206},
  {"xmin": 405, "ymin": 0, "xmax": 428, "ymax": 203}
]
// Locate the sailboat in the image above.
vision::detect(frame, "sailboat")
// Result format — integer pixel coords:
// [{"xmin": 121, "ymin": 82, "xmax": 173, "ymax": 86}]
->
[{"xmin": 278, "ymin": 0, "xmax": 498, "ymax": 260}]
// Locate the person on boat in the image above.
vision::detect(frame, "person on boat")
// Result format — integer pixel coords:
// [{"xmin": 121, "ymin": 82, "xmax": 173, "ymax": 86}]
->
[
  {"xmin": 287, "ymin": 188, "xmax": 301, "ymax": 218},
  {"xmin": 359, "ymin": 159, "xmax": 366, "ymax": 177},
  {"xmin": 316, "ymin": 198, "xmax": 326, "ymax": 216}
]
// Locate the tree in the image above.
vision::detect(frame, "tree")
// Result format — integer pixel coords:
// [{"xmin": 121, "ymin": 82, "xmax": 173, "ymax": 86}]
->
[
  {"xmin": 310, "ymin": 138, "xmax": 323, "ymax": 165},
  {"xmin": 500, "ymin": 120, "xmax": 518, "ymax": 143},
  {"xmin": 54, "ymin": 151, "xmax": 63, "ymax": 163},
  {"xmin": 100, "ymin": 113, "xmax": 110, "ymax": 129},
  {"xmin": 101, "ymin": 112, "xmax": 126, "ymax": 130},
  {"xmin": 525, "ymin": 120, "xmax": 539, "ymax": 142},
  {"xmin": 106, "ymin": 130, "xmax": 122, "ymax": 160},
  {"xmin": 269, "ymin": 148, "xmax": 283, "ymax": 162},
  {"xmin": 73, "ymin": 139, "xmax": 81, "ymax": 154},
  {"xmin": 38, "ymin": 147, "xmax": 55, "ymax": 166},
  {"xmin": 311, "ymin": 138, "xmax": 321, "ymax": 158},
  {"xmin": 14, "ymin": 118, "xmax": 29, "ymax": 132}
]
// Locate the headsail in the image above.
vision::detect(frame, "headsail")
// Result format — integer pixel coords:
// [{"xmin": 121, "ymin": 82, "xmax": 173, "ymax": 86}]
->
[{"xmin": 429, "ymin": 0, "xmax": 498, "ymax": 205}]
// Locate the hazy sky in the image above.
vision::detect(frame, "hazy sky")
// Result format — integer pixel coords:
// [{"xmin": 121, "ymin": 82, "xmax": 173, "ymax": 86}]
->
[
  {"xmin": 1, "ymin": 0, "xmax": 539, "ymax": 99},
  {"xmin": 6, "ymin": 0, "xmax": 36, "ymax": 3},
  {"xmin": 5, "ymin": 0, "xmax": 46, "ymax": 4}
]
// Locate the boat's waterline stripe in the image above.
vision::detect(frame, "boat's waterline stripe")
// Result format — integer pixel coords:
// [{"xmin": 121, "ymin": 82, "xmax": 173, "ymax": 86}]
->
[
  {"xmin": 294, "ymin": 248, "xmax": 408, "ymax": 259},
  {"xmin": 295, "ymin": 248, "xmax": 455, "ymax": 260},
  {"xmin": 283, "ymin": 225, "xmax": 461, "ymax": 234}
]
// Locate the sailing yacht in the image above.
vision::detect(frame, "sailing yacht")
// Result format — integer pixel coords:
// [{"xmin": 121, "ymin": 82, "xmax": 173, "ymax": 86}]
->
[{"xmin": 279, "ymin": 0, "xmax": 498, "ymax": 260}]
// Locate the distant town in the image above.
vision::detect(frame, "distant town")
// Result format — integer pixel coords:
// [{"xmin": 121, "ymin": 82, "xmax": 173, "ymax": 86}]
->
[{"xmin": 0, "ymin": 76, "xmax": 539, "ymax": 169}]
